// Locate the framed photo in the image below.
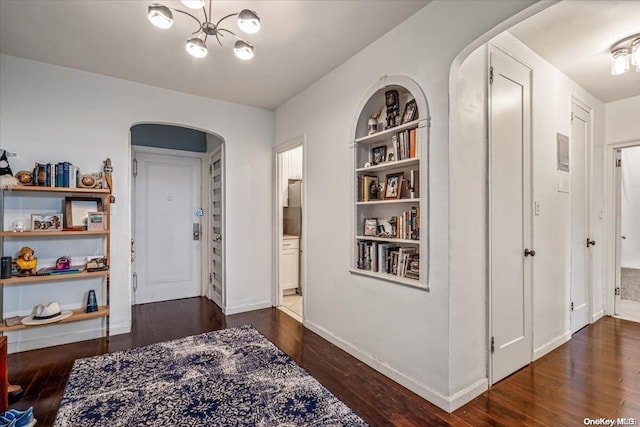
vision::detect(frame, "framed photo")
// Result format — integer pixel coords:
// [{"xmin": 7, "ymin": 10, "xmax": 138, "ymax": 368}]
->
[
  {"xmin": 384, "ymin": 173, "xmax": 404, "ymax": 199},
  {"xmin": 401, "ymin": 99, "xmax": 418, "ymax": 124},
  {"xmin": 371, "ymin": 145, "xmax": 387, "ymax": 165},
  {"xmin": 31, "ymin": 214, "xmax": 63, "ymax": 231},
  {"xmin": 364, "ymin": 218, "xmax": 378, "ymax": 236},
  {"xmin": 87, "ymin": 212, "xmax": 105, "ymax": 231},
  {"xmin": 65, "ymin": 197, "xmax": 103, "ymax": 230}
]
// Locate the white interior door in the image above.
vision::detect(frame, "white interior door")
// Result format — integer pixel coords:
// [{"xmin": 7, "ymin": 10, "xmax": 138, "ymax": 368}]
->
[
  {"xmin": 209, "ymin": 148, "xmax": 224, "ymax": 308},
  {"xmin": 134, "ymin": 151, "xmax": 202, "ymax": 304},
  {"xmin": 489, "ymin": 46, "xmax": 532, "ymax": 384},
  {"xmin": 570, "ymin": 102, "xmax": 591, "ymax": 332}
]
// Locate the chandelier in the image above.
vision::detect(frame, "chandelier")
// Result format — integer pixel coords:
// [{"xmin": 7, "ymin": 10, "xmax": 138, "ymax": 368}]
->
[
  {"xmin": 610, "ymin": 33, "xmax": 639, "ymax": 76},
  {"xmin": 148, "ymin": 0, "xmax": 260, "ymax": 60}
]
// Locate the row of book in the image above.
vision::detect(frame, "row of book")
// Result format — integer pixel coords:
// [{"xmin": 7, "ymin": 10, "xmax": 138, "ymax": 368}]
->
[
  {"xmin": 391, "ymin": 128, "xmax": 419, "ymax": 161},
  {"xmin": 391, "ymin": 207, "xmax": 420, "ymax": 240},
  {"xmin": 356, "ymin": 241, "xmax": 419, "ymax": 279},
  {"xmin": 34, "ymin": 162, "xmax": 80, "ymax": 188}
]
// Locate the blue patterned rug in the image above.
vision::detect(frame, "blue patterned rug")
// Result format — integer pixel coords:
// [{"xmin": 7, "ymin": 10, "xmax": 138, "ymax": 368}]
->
[{"xmin": 54, "ymin": 325, "xmax": 368, "ymax": 426}]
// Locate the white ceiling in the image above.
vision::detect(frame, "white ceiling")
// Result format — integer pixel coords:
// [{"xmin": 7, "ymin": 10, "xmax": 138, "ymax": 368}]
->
[
  {"xmin": 508, "ymin": 0, "xmax": 640, "ymax": 103},
  {"xmin": 0, "ymin": 0, "xmax": 429, "ymax": 110}
]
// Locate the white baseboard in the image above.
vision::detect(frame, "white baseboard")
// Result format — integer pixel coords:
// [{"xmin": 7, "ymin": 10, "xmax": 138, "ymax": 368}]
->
[
  {"xmin": 304, "ymin": 319, "xmax": 452, "ymax": 412},
  {"xmin": 449, "ymin": 377, "xmax": 488, "ymax": 412},
  {"xmin": 591, "ymin": 309, "xmax": 605, "ymax": 323},
  {"xmin": 224, "ymin": 300, "xmax": 271, "ymax": 315},
  {"xmin": 533, "ymin": 330, "xmax": 571, "ymax": 360},
  {"xmin": 110, "ymin": 322, "xmax": 131, "ymax": 336},
  {"xmin": 8, "ymin": 329, "xmax": 105, "ymax": 354}
]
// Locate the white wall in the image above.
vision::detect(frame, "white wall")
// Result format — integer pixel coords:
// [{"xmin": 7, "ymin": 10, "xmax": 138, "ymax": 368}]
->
[
  {"xmin": 0, "ymin": 54, "xmax": 274, "ymax": 350},
  {"xmin": 449, "ymin": 31, "xmax": 606, "ymax": 396},
  {"xmin": 621, "ymin": 147, "xmax": 640, "ymax": 269},
  {"xmin": 606, "ymin": 96, "xmax": 640, "ymax": 143},
  {"xmin": 275, "ymin": 0, "xmax": 537, "ymax": 411}
]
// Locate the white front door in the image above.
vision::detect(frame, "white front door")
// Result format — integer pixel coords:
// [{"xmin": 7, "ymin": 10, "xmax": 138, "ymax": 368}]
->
[
  {"xmin": 133, "ymin": 152, "xmax": 202, "ymax": 304},
  {"xmin": 489, "ymin": 46, "xmax": 532, "ymax": 384},
  {"xmin": 570, "ymin": 101, "xmax": 591, "ymax": 332},
  {"xmin": 208, "ymin": 148, "xmax": 224, "ymax": 308}
]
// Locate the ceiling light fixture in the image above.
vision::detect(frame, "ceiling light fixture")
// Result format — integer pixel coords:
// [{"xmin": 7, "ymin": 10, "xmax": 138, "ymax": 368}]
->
[
  {"xmin": 148, "ymin": 0, "xmax": 260, "ymax": 60},
  {"xmin": 610, "ymin": 33, "xmax": 640, "ymax": 75}
]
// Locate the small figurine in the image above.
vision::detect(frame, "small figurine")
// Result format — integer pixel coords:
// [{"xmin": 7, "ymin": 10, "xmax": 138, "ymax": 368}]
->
[
  {"xmin": 12, "ymin": 220, "xmax": 25, "ymax": 232},
  {"xmin": 0, "ymin": 150, "xmax": 19, "ymax": 190},
  {"xmin": 16, "ymin": 246, "xmax": 37, "ymax": 276},
  {"xmin": 368, "ymin": 110, "xmax": 381, "ymax": 135}
]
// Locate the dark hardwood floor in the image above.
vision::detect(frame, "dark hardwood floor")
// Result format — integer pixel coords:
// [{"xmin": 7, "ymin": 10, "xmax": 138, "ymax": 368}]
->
[{"xmin": 7, "ymin": 297, "xmax": 640, "ymax": 426}]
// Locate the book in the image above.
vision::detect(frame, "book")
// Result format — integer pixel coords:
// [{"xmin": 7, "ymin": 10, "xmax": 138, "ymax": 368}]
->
[{"xmin": 63, "ymin": 162, "xmax": 70, "ymax": 187}]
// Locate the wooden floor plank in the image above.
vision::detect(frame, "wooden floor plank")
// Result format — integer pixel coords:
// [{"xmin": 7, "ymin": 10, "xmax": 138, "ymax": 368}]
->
[{"xmin": 5, "ymin": 297, "xmax": 640, "ymax": 426}]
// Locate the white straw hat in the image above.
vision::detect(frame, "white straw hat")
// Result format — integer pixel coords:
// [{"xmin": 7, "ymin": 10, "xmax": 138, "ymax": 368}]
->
[{"xmin": 21, "ymin": 302, "xmax": 73, "ymax": 325}]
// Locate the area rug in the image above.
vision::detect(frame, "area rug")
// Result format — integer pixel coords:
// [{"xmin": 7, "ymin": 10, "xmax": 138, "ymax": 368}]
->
[{"xmin": 54, "ymin": 325, "xmax": 368, "ymax": 426}]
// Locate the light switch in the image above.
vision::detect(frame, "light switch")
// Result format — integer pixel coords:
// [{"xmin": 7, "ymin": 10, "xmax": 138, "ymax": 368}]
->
[{"xmin": 534, "ymin": 201, "xmax": 541, "ymax": 216}]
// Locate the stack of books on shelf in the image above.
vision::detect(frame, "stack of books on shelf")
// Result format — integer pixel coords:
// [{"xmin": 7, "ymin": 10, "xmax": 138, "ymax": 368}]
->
[
  {"xmin": 358, "ymin": 175, "xmax": 379, "ymax": 202},
  {"xmin": 356, "ymin": 242, "xmax": 419, "ymax": 280},
  {"xmin": 391, "ymin": 128, "xmax": 420, "ymax": 161},
  {"xmin": 34, "ymin": 162, "xmax": 79, "ymax": 188},
  {"xmin": 390, "ymin": 206, "xmax": 420, "ymax": 240}
]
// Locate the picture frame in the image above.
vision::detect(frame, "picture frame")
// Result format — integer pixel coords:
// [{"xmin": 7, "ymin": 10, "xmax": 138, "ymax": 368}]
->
[
  {"xmin": 87, "ymin": 211, "xmax": 105, "ymax": 231},
  {"xmin": 384, "ymin": 173, "xmax": 404, "ymax": 199},
  {"xmin": 364, "ymin": 218, "xmax": 378, "ymax": 236},
  {"xmin": 401, "ymin": 99, "xmax": 418, "ymax": 124},
  {"xmin": 65, "ymin": 197, "xmax": 103, "ymax": 230},
  {"xmin": 371, "ymin": 145, "xmax": 387, "ymax": 165},
  {"xmin": 30, "ymin": 213, "xmax": 63, "ymax": 231}
]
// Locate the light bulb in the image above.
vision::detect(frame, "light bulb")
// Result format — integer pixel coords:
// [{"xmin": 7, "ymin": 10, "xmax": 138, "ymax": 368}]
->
[
  {"xmin": 611, "ymin": 48, "xmax": 630, "ymax": 76},
  {"xmin": 186, "ymin": 37, "xmax": 207, "ymax": 58},
  {"xmin": 148, "ymin": 4, "xmax": 173, "ymax": 29},
  {"xmin": 181, "ymin": 0, "xmax": 205, "ymax": 9},
  {"xmin": 237, "ymin": 9, "xmax": 260, "ymax": 34},
  {"xmin": 234, "ymin": 40, "xmax": 254, "ymax": 60}
]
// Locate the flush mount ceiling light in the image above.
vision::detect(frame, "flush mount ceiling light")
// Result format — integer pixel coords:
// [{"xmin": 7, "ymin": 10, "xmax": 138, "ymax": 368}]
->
[
  {"xmin": 610, "ymin": 33, "xmax": 640, "ymax": 76},
  {"xmin": 148, "ymin": 0, "xmax": 260, "ymax": 60}
]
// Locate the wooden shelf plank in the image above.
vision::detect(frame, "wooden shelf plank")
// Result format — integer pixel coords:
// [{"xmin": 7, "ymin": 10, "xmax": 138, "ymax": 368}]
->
[
  {"xmin": 0, "ymin": 270, "xmax": 109, "ymax": 285},
  {"xmin": 355, "ymin": 236, "xmax": 420, "ymax": 245},
  {"xmin": 2, "ymin": 186, "xmax": 109, "ymax": 194},
  {"xmin": 0, "ymin": 230, "xmax": 109, "ymax": 237},
  {"xmin": 356, "ymin": 198, "xmax": 420, "ymax": 205},
  {"xmin": 349, "ymin": 268, "xmax": 426, "ymax": 290},
  {"xmin": 1, "ymin": 306, "xmax": 109, "ymax": 332},
  {"xmin": 356, "ymin": 157, "xmax": 419, "ymax": 173},
  {"xmin": 354, "ymin": 119, "xmax": 421, "ymax": 145}
]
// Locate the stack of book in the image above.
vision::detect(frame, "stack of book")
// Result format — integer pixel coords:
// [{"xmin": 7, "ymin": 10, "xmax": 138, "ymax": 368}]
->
[
  {"xmin": 389, "ymin": 206, "xmax": 420, "ymax": 240},
  {"xmin": 356, "ymin": 241, "xmax": 419, "ymax": 280},
  {"xmin": 34, "ymin": 162, "xmax": 79, "ymax": 188},
  {"xmin": 391, "ymin": 128, "xmax": 420, "ymax": 161}
]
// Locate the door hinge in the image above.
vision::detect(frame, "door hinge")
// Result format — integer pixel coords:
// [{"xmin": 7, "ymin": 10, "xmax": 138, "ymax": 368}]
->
[
  {"xmin": 570, "ymin": 301, "xmax": 574, "ymax": 311},
  {"xmin": 489, "ymin": 66, "xmax": 494, "ymax": 85},
  {"xmin": 615, "ymin": 287, "xmax": 621, "ymax": 296},
  {"xmin": 616, "ymin": 158, "xmax": 622, "ymax": 168},
  {"xmin": 490, "ymin": 336, "xmax": 495, "ymax": 353},
  {"xmin": 133, "ymin": 158, "xmax": 138, "ymax": 178},
  {"xmin": 132, "ymin": 272, "xmax": 138, "ymax": 292},
  {"xmin": 209, "ymin": 164, "xmax": 212, "ymax": 175},
  {"xmin": 570, "ymin": 111, "xmax": 574, "ymax": 121},
  {"xmin": 209, "ymin": 273, "xmax": 213, "ymax": 284}
]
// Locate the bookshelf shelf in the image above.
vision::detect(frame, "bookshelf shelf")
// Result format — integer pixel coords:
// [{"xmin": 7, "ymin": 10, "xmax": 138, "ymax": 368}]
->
[
  {"xmin": 0, "ymin": 306, "xmax": 109, "ymax": 332},
  {"xmin": 0, "ymin": 230, "xmax": 109, "ymax": 237},
  {"xmin": 7, "ymin": 185, "xmax": 109, "ymax": 194},
  {"xmin": 351, "ymin": 77, "xmax": 428, "ymax": 286}
]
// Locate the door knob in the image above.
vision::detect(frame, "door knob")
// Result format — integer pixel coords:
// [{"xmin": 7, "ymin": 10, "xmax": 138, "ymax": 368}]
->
[
  {"xmin": 586, "ymin": 238, "xmax": 596, "ymax": 247},
  {"xmin": 524, "ymin": 248, "xmax": 536, "ymax": 257},
  {"xmin": 621, "ymin": 235, "xmax": 626, "ymax": 240}
]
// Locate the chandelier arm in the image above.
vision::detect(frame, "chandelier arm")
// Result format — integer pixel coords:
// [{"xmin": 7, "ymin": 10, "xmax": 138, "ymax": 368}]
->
[
  {"xmin": 172, "ymin": 8, "xmax": 203, "ymax": 28},
  {"xmin": 215, "ymin": 13, "xmax": 239, "ymax": 28},
  {"xmin": 217, "ymin": 28, "xmax": 237, "ymax": 38},
  {"xmin": 215, "ymin": 33, "xmax": 223, "ymax": 47}
]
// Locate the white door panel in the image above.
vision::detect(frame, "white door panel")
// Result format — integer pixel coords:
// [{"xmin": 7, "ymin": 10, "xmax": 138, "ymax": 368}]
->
[
  {"xmin": 570, "ymin": 102, "xmax": 591, "ymax": 332},
  {"xmin": 489, "ymin": 47, "xmax": 532, "ymax": 384},
  {"xmin": 134, "ymin": 152, "xmax": 201, "ymax": 304}
]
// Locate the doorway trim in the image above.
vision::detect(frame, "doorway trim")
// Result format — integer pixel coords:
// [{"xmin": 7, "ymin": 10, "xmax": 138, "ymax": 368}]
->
[
  {"xmin": 273, "ymin": 136, "xmax": 306, "ymax": 318},
  {"xmin": 130, "ymin": 145, "xmax": 209, "ymax": 305},
  {"xmin": 604, "ymin": 139, "xmax": 640, "ymax": 318}
]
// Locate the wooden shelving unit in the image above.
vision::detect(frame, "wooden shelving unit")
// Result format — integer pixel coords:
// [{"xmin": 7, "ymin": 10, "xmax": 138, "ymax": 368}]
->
[
  {"xmin": 351, "ymin": 78, "xmax": 428, "ymax": 288},
  {"xmin": 0, "ymin": 185, "xmax": 111, "ymax": 343}
]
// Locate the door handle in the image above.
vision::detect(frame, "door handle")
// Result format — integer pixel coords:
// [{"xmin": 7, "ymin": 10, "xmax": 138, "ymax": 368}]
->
[
  {"xmin": 193, "ymin": 223, "xmax": 200, "ymax": 241},
  {"xmin": 621, "ymin": 235, "xmax": 626, "ymax": 240},
  {"xmin": 524, "ymin": 248, "xmax": 536, "ymax": 257},
  {"xmin": 586, "ymin": 238, "xmax": 596, "ymax": 247}
]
